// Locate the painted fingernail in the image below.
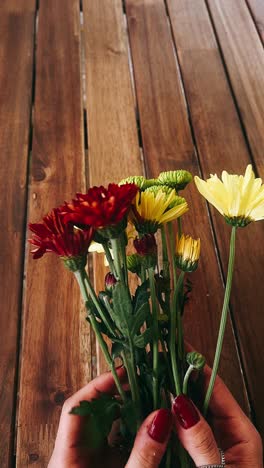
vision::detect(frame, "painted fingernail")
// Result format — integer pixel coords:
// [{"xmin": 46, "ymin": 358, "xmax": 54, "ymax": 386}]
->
[
  {"xmin": 148, "ymin": 409, "xmax": 172, "ymax": 443},
  {"xmin": 172, "ymin": 394, "xmax": 200, "ymax": 429}
]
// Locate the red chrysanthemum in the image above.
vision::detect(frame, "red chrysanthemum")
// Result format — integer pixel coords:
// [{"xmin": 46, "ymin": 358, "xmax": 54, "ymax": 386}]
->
[
  {"xmin": 133, "ymin": 234, "xmax": 157, "ymax": 257},
  {"xmin": 63, "ymin": 183, "xmax": 138, "ymax": 230},
  {"xmin": 28, "ymin": 207, "xmax": 94, "ymax": 259}
]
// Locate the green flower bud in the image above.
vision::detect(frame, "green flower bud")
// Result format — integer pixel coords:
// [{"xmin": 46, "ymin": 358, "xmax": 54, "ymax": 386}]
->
[
  {"xmin": 186, "ymin": 351, "xmax": 206, "ymax": 370},
  {"xmin": 158, "ymin": 170, "xmax": 192, "ymax": 191},
  {"xmin": 119, "ymin": 176, "xmax": 160, "ymax": 191},
  {"xmin": 145, "ymin": 185, "xmax": 173, "ymax": 196},
  {"xmin": 126, "ymin": 253, "xmax": 142, "ymax": 274}
]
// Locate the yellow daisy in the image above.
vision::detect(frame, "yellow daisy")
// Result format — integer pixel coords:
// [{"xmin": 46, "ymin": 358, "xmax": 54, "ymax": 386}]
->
[
  {"xmin": 131, "ymin": 188, "xmax": 188, "ymax": 234},
  {"xmin": 176, "ymin": 234, "xmax": 201, "ymax": 272},
  {"xmin": 194, "ymin": 165, "xmax": 264, "ymax": 227}
]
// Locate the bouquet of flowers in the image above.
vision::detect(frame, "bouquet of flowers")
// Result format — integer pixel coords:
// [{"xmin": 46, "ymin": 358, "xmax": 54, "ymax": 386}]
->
[{"xmin": 28, "ymin": 165, "xmax": 264, "ymax": 467}]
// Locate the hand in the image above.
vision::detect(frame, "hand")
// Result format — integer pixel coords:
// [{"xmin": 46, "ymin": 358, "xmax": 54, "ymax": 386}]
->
[
  {"xmin": 49, "ymin": 365, "xmax": 263, "ymax": 468},
  {"xmin": 48, "ymin": 366, "xmax": 128, "ymax": 468}
]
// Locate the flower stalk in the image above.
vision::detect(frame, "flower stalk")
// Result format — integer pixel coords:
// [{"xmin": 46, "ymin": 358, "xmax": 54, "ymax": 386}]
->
[
  {"xmin": 148, "ymin": 267, "xmax": 160, "ymax": 409},
  {"xmin": 74, "ymin": 269, "xmax": 126, "ymax": 402},
  {"xmin": 203, "ymin": 226, "xmax": 237, "ymax": 414},
  {"xmin": 170, "ymin": 271, "xmax": 185, "ymax": 396}
]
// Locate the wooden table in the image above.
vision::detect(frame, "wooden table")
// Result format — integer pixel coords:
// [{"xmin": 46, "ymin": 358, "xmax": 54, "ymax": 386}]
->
[{"xmin": 1, "ymin": 1, "xmax": 264, "ymax": 466}]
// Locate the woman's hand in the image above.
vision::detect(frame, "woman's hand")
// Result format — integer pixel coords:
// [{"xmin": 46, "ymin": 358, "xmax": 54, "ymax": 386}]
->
[{"xmin": 48, "ymin": 365, "xmax": 263, "ymax": 467}]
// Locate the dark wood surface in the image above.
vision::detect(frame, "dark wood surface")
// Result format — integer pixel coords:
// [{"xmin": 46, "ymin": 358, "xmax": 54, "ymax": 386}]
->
[
  {"xmin": 16, "ymin": 1, "xmax": 90, "ymax": 466},
  {"xmin": 0, "ymin": 1, "xmax": 263, "ymax": 466},
  {"xmin": 0, "ymin": 2, "xmax": 36, "ymax": 466}
]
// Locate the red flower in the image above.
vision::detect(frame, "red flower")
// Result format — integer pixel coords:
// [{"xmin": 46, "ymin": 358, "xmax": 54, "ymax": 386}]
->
[
  {"xmin": 134, "ymin": 234, "xmax": 157, "ymax": 257},
  {"xmin": 28, "ymin": 207, "xmax": 94, "ymax": 259},
  {"xmin": 63, "ymin": 183, "xmax": 138, "ymax": 229}
]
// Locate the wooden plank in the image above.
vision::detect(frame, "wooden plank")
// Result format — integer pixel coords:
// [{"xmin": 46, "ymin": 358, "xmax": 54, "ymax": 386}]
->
[
  {"xmin": 16, "ymin": 1, "xmax": 90, "ymax": 466},
  {"xmin": 207, "ymin": 0, "xmax": 264, "ymax": 178},
  {"xmin": 82, "ymin": 0, "xmax": 143, "ymax": 374},
  {"xmin": 246, "ymin": 0, "xmax": 264, "ymax": 43},
  {"xmin": 167, "ymin": 0, "xmax": 264, "ymax": 434},
  {"xmin": 126, "ymin": 0, "xmax": 249, "ymax": 411},
  {"xmin": 0, "ymin": 2, "xmax": 36, "ymax": 466}
]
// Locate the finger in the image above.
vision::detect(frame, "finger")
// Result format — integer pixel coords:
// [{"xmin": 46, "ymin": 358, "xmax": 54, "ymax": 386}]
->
[
  {"xmin": 54, "ymin": 367, "xmax": 127, "ymax": 450},
  {"xmin": 184, "ymin": 342, "xmax": 248, "ymax": 422},
  {"xmin": 126, "ymin": 409, "xmax": 172, "ymax": 468},
  {"xmin": 172, "ymin": 395, "xmax": 221, "ymax": 467}
]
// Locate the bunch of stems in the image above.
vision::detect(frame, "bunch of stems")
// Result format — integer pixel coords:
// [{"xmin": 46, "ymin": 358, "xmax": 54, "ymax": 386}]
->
[{"xmin": 73, "ymin": 222, "xmax": 237, "ymax": 468}]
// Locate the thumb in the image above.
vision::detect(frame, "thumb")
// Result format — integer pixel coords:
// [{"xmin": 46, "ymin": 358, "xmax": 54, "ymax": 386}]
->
[
  {"xmin": 172, "ymin": 395, "xmax": 222, "ymax": 467},
  {"xmin": 125, "ymin": 409, "xmax": 172, "ymax": 468}
]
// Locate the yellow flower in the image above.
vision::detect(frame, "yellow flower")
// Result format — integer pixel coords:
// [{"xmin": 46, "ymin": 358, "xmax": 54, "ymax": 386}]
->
[
  {"xmin": 176, "ymin": 234, "xmax": 200, "ymax": 272},
  {"xmin": 131, "ymin": 188, "xmax": 188, "ymax": 234},
  {"xmin": 194, "ymin": 165, "xmax": 264, "ymax": 227}
]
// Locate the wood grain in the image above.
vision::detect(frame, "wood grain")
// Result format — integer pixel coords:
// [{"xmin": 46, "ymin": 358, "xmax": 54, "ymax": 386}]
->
[
  {"xmin": 207, "ymin": 0, "xmax": 264, "ymax": 178},
  {"xmin": 16, "ymin": 1, "xmax": 90, "ymax": 466},
  {"xmin": 126, "ymin": 0, "xmax": 249, "ymax": 411},
  {"xmin": 167, "ymin": 0, "xmax": 264, "ymax": 434},
  {"xmin": 82, "ymin": 0, "xmax": 143, "ymax": 374},
  {"xmin": 0, "ymin": 1, "xmax": 36, "ymax": 466},
  {"xmin": 247, "ymin": 0, "xmax": 264, "ymax": 43}
]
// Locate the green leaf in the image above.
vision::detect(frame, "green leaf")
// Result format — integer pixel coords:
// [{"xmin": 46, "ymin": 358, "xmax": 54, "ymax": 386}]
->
[
  {"xmin": 70, "ymin": 394, "xmax": 120, "ymax": 449},
  {"xmin": 111, "ymin": 341, "xmax": 125, "ymax": 359},
  {"xmin": 132, "ymin": 280, "xmax": 150, "ymax": 314},
  {"xmin": 133, "ymin": 327, "xmax": 152, "ymax": 348},
  {"xmin": 112, "ymin": 282, "xmax": 133, "ymax": 334},
  {"xmin": 131, "ymin": 302, "xmax": 150, "ymax": 337}
]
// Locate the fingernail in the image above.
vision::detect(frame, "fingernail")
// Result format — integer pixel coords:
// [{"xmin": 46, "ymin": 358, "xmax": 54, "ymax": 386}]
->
[
  {"xmin": 148, "ymin": 409, "xmax": 172, "ymax": 443},
  {"xmin": 172, "ymin": 394, "xmax": 200, "ymax": 429},
  {"xmin": 115, "ymin": 365, "xmax": 123, "ymax": 370}
]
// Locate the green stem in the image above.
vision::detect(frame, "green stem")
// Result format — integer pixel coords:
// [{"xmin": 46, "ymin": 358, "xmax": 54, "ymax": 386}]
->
[
  {"xmin": 203, "ymin": 226, "xmax": 237, "ymax": 415},
  {"xmin": 103, "ymin": 242, "xmax": 117, "ymax": 277},
  {"xmin": 168, "ymin": 222, "xmax": 177, "ymax": 286},
  {"xmin": 177, "ymin": 297, "xmax": 184, "ymax": 368},
  {"xmin": 111, "ymin": 237, "xmax": 123, "ymax": 281},
  {"xmin": 148, "ymin": 267, "xmax": 159, "ymax": 409},
  {"xmin": 161, "ymin": 225, "xmax": 169, "ymax": 264},
  {"xmin": 140, "ymin": 265, "xmax": 146, "ymax": 283},
  {"xmin": 165, "ymin": 440, "xmax": 172, "ymax": 468},
  {"xmin": 82, "ymin": 270, "xmax": 117, "ymax": 337},
  {"xmin": 179, "ymin": 445, "xmax": 190, "ymax": 468},
  {"xmin": 177, "ymin": 217, "xmax": 182, "ymax": 238},
  {"xmin": 170, "ymin": 271, "xmax": 185, "ymax": 396},
  {"xmin": 120, "ymin": 233, "xmax": 129, "ymax": 286},
  {"xmin": 74, "ymin": 269, "xmax": 126, "ymax": 402},
  {"xmin": 161, "ymin": 225, "xmax": 171, "ymax": 308},
  {"xmin": 183, "ymin": 365, "xmax": 194, "ymax": 395},
  {"xmin": 160, "ymin": 332, "xmax": 174, "ymax": 391},
  {"xmin": 122, "ymin": 349, "xmax": 141, "ymax": 424}
]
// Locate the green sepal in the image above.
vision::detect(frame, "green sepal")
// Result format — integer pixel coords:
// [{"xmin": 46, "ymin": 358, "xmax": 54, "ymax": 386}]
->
[
  {"xmin": 224, "ymin": 215, "xmax": 251, "ymax": 228},
  {"xmin": 96, "ymin": 217, "xmax": 127, "ymax": 239},
  {"xmin": 62, "ymin": 255, "xmax": 87, "ymax": 272}
]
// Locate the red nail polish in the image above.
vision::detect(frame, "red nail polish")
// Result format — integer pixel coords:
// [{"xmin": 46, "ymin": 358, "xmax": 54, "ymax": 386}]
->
[
  {"xmin": 148, "ymin": 409, "xmax": 172, "ymax": 443},
  {"xmin": 172, "ymin": 394, "xmax": 200, "ymax": 429}
]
